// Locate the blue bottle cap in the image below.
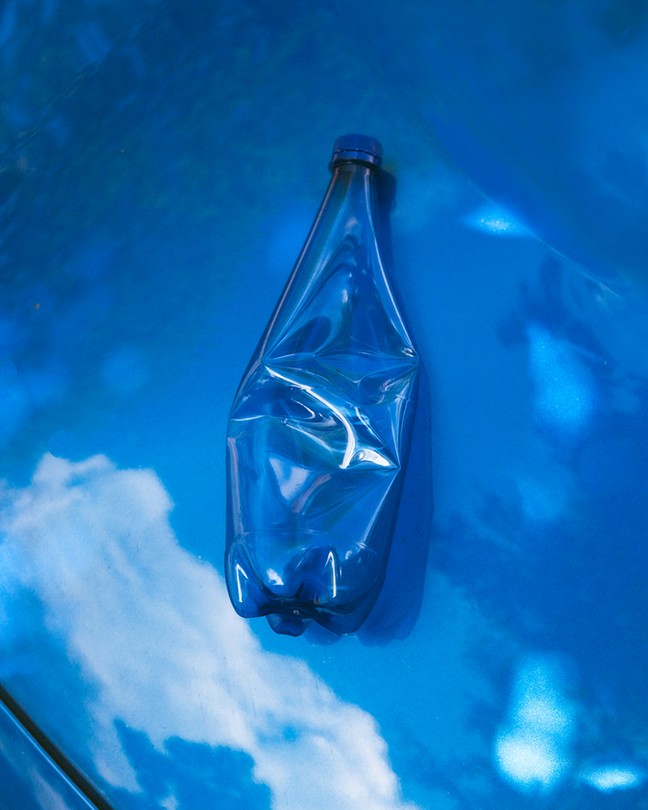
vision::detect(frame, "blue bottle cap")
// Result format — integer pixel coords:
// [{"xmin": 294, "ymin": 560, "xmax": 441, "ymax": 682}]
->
[{"xmin": 331, "ymin": 133, "xmax": 382, "ymax": 168}]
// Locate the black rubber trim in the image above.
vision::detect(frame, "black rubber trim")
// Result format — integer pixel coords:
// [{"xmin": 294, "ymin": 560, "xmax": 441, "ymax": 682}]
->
[{"xmin": 0, "ymin": 684, "xmax": 115, "ymax": 810}]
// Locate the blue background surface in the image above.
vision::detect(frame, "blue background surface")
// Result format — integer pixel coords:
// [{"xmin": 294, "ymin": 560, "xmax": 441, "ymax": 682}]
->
[
  {"xmin": 2, "ymin": 1, "xmax": 648, "ymax": 807},
  {"xmin": 0, "ymin": 702, "xmax": 98, "ymax": 809}
]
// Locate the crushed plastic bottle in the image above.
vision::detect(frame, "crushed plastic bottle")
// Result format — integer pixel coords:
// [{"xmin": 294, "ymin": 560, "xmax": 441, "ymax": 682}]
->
[{"xmin": 225, "ymin": 134, "xmax": 419, "ymax": 636}]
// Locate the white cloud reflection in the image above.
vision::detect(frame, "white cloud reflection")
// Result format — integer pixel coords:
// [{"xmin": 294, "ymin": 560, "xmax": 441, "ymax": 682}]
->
[
  {"xmin": 494, "ymin": 654, "xmax": 575, "ymax": 794},
  {"xmin": 579, "ymin": 762, "xmax": 646, "ymax": 793},
  {"xmin": 462, "ymin": 203, "xmax": 532, "ymax": 237},
  {"xmin": 0, "ymin": 454, "xmax": 417, "ymax": 810},
  {"xmin": 527, "ymin": 324, "xmax": 596, "ymax": 438}
]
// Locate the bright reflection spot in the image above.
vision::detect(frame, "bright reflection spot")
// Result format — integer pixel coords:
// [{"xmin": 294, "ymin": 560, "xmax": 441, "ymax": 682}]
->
[
  {"xmin": 234, "ymin": 562, "xmax": 249, "ymax": 604},
  {"xmin": 159, "ymin": 792, "xmax": 180, "ymax": 810},
  {"xmin": 355, "ymin": 448, "xmax": 392, "ymax": 467},
  {"xmin": 463, "ymin": 204, "xmax": 531, "ymax": 237},
  {"xmin": 267, "ymin": 568, "xmax": 284, "ymax": 586},
  {"xmin": 494, "ymin": 654, "xmax": 575, "ymax": 794},
  {"xmin": 496, "ymin": 734, "xmax": 563, "ymax": 790},
  {"xmin": 527, "ymin": 324, "xmax": 595, "ymax": 437},
  {"xmin": 325, "ymin": 551, "xmax": 337, "ymax": 598},
  {"xmin": 580, "ymin": 763, "xmax": 645, "ymax": 792},
  {"xmin": 266, "ymin": 366, "xmax": 358, "ymax": 468},
  {"xmin": 0, "ymin": 454, "xmax": 416, "ymax": 810},
  {"xmin": 269, "ymin": 456, "xmax": 311, "ymax": 501}
]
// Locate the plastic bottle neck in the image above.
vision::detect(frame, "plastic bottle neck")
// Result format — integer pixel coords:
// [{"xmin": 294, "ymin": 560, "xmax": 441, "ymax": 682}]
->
[
  {"xmin": 326, "ymin": 133, "xmax": 383, "ymax": 215},
  {"xmin": 326, "ymin": 160, "xmax": 378, "ymax": 215},
  {"xmin": 330, "ymin": 159, "xmax": 379, "ymax": 179}
]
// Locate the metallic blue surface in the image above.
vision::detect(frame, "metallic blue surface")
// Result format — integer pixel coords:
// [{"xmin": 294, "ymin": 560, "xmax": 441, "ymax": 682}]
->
[
  {"xmin": 226, "ymin": 140, "xmax": 418, "ymax": 636},
  {"xmin": 2, "ymin": 1, "xmax": 648, "ymax": 808},
  {"xmin": 0, "ymin": 702, "xmax": 97, "ymax": 810}
]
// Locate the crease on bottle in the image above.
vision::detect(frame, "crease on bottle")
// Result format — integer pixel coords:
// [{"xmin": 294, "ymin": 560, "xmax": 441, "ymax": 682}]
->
[{"xmin": 225, "ymin": 135, "xmax": 419, "ymax": 636}]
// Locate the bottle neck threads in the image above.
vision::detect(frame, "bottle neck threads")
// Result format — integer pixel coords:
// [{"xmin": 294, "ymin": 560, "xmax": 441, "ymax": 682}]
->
[{"xmin": 330, "ymin": 133, "xmax": 382, "ymax": 169}]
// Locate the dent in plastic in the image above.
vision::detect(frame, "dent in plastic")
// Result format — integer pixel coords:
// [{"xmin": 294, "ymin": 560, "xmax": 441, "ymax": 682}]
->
[{"xmin": 225, "ymin": 135, "xmax": 419, "ymax": 636}]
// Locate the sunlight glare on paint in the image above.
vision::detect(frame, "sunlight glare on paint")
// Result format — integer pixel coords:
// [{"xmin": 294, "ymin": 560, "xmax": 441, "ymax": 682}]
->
[
  {"xmin": 494, "ymin": 654, "xmax": 575, "ymax": 794},
  {"xmin": 580, "ymin": 763, "xmax": 645, "ymax": 792},
  {"xmin": 463, "ymin": 203, "xmax": 531, "ymax": 237}
]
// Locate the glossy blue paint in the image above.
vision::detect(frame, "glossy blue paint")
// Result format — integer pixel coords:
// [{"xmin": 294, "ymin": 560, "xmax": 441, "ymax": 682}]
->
[
  {"xmin": 0, "ymin": 701, "xmax": 98, "ymax": 810},
  {"xmin": 338, "ymin": 1, "xmax": 648, "ymax": 288},
  {"xmin": 1, "ymin": 1, "xmax": 648, "ymax": 808}
]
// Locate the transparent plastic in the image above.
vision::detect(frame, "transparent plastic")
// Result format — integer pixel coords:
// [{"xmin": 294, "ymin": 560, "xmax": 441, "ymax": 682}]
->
[{"xmin": 225, "ymin": 135, "xmax": 419, "ymax": 636}]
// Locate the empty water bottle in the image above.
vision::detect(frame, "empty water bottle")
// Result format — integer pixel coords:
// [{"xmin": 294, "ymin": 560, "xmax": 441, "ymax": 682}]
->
[{"xmin": 225, "ymin": 134, "xmax": 419, "ymax": 636}]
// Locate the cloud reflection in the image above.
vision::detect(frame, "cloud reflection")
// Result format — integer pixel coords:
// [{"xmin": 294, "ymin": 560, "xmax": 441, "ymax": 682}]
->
[
  {"xmin": 0, "ymin": 454, "xmax": 416, "ymax": 810},
  {"xmin": 527, "ymin": 324, "xmax": 596, "ymax": 438},
  {"xmin": 494, "ymin": 654, "xmax": 575, "ymax": 794},
  {"xmin": 462, "ymin": 203, "xmax": 531, "ymax": 237},
  {"xmin": 579, "ymin": 762, "xmax": 646, "ymax": 793}
]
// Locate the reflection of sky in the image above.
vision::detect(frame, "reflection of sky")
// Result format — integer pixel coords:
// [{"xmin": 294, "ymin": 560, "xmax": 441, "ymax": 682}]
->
[
  {"xmin": 462, "ymin": 204, "xmax": 531, "ymax": 238},
  {"xmin": 526, "ymin": 323, "xmax": 596, "ymax": 438},
  {"xmin": 2, "ymin": 2, "xmax": 648, "ymax": 807},
  {"xmin": 580, "ymin": 762, "xmax": 646, "ymax": 793},
  {"xmin": 0, "ymin": 454, "xmax": 417, "ymax": 810},
  {"xmin": 339, "ymin": 1, "xmax": 648, "ymax": 285},
  {"xmin": 494, "ymin": 655, "xmax": 575, "ymax": 793}
]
